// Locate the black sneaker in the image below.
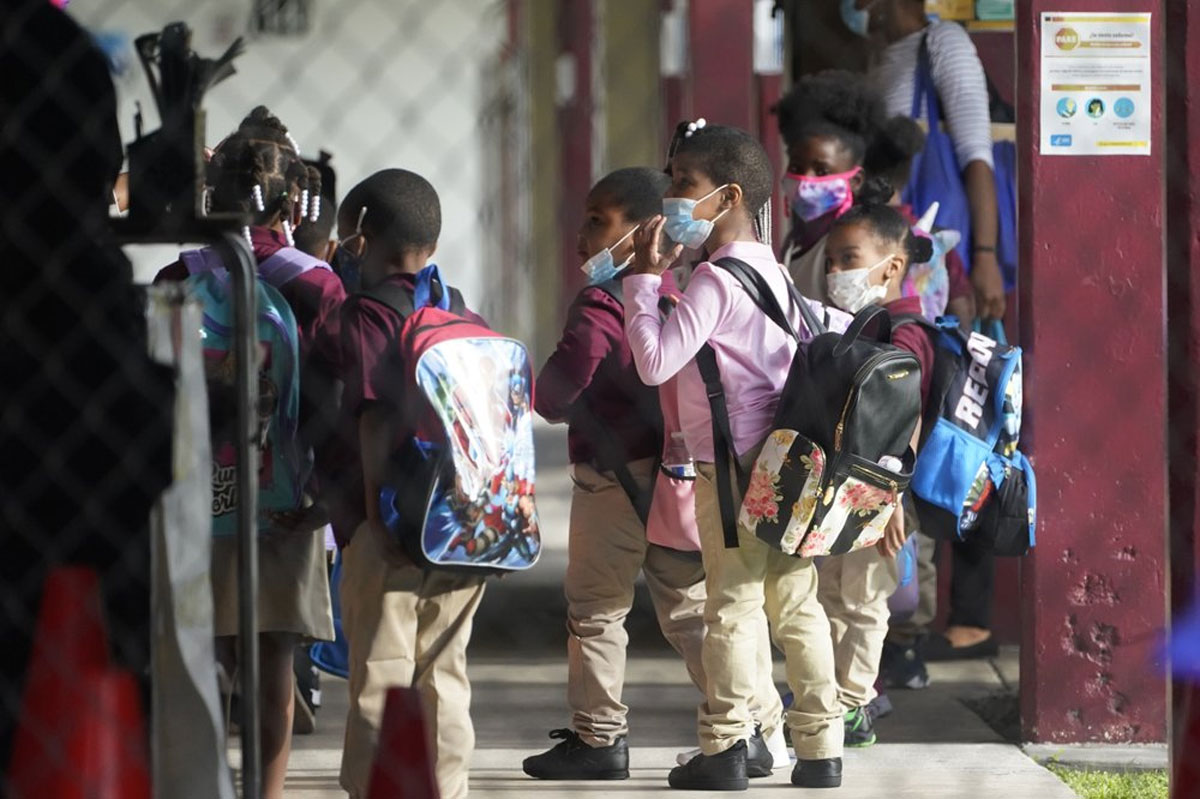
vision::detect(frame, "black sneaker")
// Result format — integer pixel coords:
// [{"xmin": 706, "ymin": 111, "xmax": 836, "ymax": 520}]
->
[
  {"xmin": 844, "ymin": 706, "xmax": 877, "ymax": 747},
  {"xmin": 522, "ymin": 729, "xmax": 629, "ymax": 780},
  {"xmin": 745, "ymin": 725, "xmax": 774, "ymax": 778},
  {"xmin": 867, "ymin": 692, "xmax": 894, "ymax": 721},
  {"xmin": 881, "ymin": 640, "xmax": 931, "ymax": 690},
  {"xmin": 791, "ymin": 757, "xmax": 843, "ymax": 789},
  {"xmin": 668, "ymin": 740, "xmax": 749, "ymax": 791}
]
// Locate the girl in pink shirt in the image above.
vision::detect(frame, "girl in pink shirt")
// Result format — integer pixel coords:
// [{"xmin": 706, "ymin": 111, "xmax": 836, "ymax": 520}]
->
[{"xmin": 624, "ymin": 122, "xmax": 846, "ymax": 791}]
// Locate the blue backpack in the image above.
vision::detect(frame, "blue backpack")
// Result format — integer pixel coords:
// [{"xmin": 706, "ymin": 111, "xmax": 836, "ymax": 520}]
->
[
  {"xmin": 906, "ymin": 317, "xmax": 1036, "ymax": 555},
  {"xmin": 183, "ymin": 268, "xmax": 307, "ymax": 534}
]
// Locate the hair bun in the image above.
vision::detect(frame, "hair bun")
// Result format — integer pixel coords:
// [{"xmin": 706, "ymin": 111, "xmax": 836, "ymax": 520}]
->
[{"xmin": 907, "ymin": 232, "xmax": 935, "ymax": 264}]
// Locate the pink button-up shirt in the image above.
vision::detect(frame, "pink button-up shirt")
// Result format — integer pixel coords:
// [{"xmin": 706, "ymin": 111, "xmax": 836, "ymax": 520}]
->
[{"xmin": 624, "ymin": 240, "xmax": 850, "ymax": 463}]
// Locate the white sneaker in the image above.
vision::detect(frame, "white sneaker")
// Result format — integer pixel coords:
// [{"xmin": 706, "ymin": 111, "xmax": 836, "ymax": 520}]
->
[
  {"xmin": 766, "ymin": 724, "xmax": 791, "ymax": 766},
  {"xmin": 675, "ymin": 747, "xmax": 701, "ymax": 767}
]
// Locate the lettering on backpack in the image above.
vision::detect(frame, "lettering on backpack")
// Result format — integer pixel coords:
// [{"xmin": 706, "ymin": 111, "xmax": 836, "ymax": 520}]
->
[{"xmin": 954, "ymin": 332, "xmax": 997, "ymax": 432}]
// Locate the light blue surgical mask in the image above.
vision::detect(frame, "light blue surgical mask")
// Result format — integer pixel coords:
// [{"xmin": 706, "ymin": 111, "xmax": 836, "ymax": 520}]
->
[
  {"xmin": 841, "ymin": 0, "xmax": 870, "ymax": 37},
  {"xmin": 662, "ymin": 184, "xmax": 730, "ymax": 249},
  {"xmin": 580, "ymin": 224, "xmax": 640, "ymax": 285}
]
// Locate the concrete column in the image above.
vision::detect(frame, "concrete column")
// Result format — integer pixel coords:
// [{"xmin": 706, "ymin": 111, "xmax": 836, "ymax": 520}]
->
[{"xmin": 1016, "ymin": 0, "xmax": 1167, "ymax": 743}]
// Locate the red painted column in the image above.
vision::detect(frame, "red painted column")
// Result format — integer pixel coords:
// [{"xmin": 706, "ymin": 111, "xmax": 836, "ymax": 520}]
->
[
  {"xmin": 558, "ymin": 0, "xmax": 593, "ymax": 307},
  {"xmin": 1016, "ymin": 0, "xmax": 1167, "ymax": 743},
  {"xmin": 688, "ymin": 0, "xmax": 754, "ymax": 129},
  {"xmin": 1165, "ymin": 0, "xmax": 1200, "ymax": 789}
]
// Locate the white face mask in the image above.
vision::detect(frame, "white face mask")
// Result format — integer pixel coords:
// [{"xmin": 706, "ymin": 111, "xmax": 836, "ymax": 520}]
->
[{"xmin": 826, "ymin": 253, "xmax": 894, "ymax": 314}]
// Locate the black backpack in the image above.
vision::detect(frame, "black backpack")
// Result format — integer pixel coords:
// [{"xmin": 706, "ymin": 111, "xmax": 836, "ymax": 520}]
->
[{"xmin": 699, "ymin": 258, "xmax": 921, "ymax": 557}]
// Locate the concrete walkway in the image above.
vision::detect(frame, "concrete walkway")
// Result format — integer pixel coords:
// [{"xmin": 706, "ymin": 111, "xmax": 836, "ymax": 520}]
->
[{"xmin": 280, "ymin": 422, "xmax": 1079, "ymax": 797}]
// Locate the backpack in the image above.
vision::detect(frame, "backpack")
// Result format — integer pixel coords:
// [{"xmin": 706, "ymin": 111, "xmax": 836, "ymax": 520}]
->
[
  {"xmin": 182, "ymin": 268, "xmax": 306, "ymax": 535},
  {"xmin": 699, "ymin": 258, "xmax": 921, "ymax": 558},
  {"xmin": 901, "ymin": 203, "xmax": 959, "ymax": 321},
  {"xmin": 902, "ymin": 316, "xmax": 1037, "ymax": 556},
  {"xmin": 371, "ymin": 265, "xmax": 541, "ymax": 574},
  {"xmin": 181, "ymin": 244, "xmax": 333, "ymax": 290},
  {"xmin": 577, "ymin": 277, "xmax": 702, "ymax": 553}
]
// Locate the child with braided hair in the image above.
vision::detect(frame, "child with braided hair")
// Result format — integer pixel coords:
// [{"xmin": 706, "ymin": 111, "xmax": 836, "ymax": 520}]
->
[{"xmin": 155, "ymin": 106, "xmax": 342, "ymax": 799}]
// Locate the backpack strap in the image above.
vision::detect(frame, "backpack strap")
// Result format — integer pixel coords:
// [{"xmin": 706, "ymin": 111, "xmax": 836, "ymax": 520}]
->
[
  {"xmin": 573, "ymin": 277, "xmax": 662, "ymax": 524},
  {"xmin": 361, "ymin": 279, "xmax": 417, "ymax": 318},
  {"xmin": 257, "ymin": 246, "xmax": 331, "ymax": 288},
  {"xmin": 362, "ymin": 274, "xmax": 466, "ymax": 320},
  {"xmin": 698, "ymin": 257, "xmax": 805, "ymax": 549},
  {"xmin": 571, "ymin": 404, "xmax": 655, "ymax": 525},
  {"xmin": 695, "ymin": 343, "xmax": 742, "ymax": 549}
]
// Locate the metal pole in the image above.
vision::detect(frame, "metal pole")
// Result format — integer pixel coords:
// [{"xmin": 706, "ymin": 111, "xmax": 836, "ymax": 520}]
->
[{"xmin": 217, "ymin": 232, "xmax": 261, "ymax": 799}]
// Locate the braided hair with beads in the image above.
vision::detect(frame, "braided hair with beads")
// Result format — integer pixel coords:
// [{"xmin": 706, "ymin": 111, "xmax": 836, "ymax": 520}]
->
[{"xmin": 207, "ymin": 106, "xmax": 322, "ymax": 246}]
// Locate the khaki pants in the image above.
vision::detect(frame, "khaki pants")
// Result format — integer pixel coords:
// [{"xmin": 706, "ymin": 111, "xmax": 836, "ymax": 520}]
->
[
  {"xmin": 567, "ymin": 459, "xmax": 707, "ymax": 746},
  {"xmin": 695, "ymin": 457, "xmax": 842, "ymax": 761},
  {"xmin": 339, "ymin": 520, "xmax": 485, "ymax": 799},
  {"xmin": 567, "ymin": 459, "xmax": 781, "ymax": 745},
  {"xmin": 818, "ymin": 545, "xmax": 900, "ymax": 711}
]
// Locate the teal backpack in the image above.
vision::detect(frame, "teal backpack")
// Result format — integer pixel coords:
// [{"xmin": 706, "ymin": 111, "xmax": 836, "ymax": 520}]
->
[{"xmin": 184, "ymin": 269, "xmax": 307, "ymax": 534}]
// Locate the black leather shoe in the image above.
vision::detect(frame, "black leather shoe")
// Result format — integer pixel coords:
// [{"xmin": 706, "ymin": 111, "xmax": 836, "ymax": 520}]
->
[
  {"xmin": 668, "ymin": 740, "xmax": 749, "ymax": 791},
  {"xmin": 522, "ymin": 729, "xmax": 629, "ymax": 780},
  {"xmin": 791, "ymin": 757, "xmax": 843, "ymax": 788},
  {"xmin": 745, "ymin": 725, "xmax": 774, "ymax": 778}
]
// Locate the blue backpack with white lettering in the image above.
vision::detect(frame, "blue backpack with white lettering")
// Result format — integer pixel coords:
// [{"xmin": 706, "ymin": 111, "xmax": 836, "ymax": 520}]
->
[{"xmin": 905, "ymin": 318, "xmax": 1036, "ymax": 556}]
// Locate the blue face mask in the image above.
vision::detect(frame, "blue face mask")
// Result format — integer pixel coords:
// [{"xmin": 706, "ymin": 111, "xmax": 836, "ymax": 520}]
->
[
  {"xmin": 841, "ymin": 0, "xmax": 870, "ymax": 38},
  {"xmin": 662, "ymin": 184, "xmax": 730, "ymax": 249},
  {"xmin": 580, "ymin": 224, "xmax": 639, "ymax": 285}
]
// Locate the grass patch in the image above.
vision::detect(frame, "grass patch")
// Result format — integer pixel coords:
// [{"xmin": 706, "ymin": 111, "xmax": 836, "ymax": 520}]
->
[{"xmin": 1045, "ymin": 764, "xmax": 1168, "ymax": 799}]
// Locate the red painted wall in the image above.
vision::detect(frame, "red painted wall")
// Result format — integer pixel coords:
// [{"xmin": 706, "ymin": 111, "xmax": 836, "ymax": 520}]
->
[
  {"xmin": 557, "ymin": 0, "xmax": 593, "ymax": 310},
  {"xmin": 1016, "ymin": 0, "xmax": 1167, "ymax": 743},
  {"xmin": 688, "ymin": 0, "xmax": 754, "ymax": 129}
]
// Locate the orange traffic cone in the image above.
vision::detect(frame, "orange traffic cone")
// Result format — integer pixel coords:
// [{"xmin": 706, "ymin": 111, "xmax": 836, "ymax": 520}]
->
[
  {"xmin": 7, "ymin": 566, "xmax": 111, "ymax": 798},
  {"xmin": 368, "ymin": 687, "xmax": 439, "ymax": 799},
  {"xmin": 40, "ymin": 668, "xmax": 152, "ymax": 799}
]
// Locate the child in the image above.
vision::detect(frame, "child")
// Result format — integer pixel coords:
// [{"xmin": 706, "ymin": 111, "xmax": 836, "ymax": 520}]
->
[
  {"xmin": 863, "ymin": 116, "xmax": 976, "ymax": 328},
  {"xmin": 336, "ymin": 169, "xmax": 487, "ymax": 799},
  {"xmin": 818, "ymin": 203, "xmax": 938, "ymax": 746},
  {"xmin": 156, "ymin": 106, "xmax": 338, "ymax": 799},
  {"xmin": 775, "ymin": 70, "xmax": 883, "ymax": 301},
  {"xmin": 625, "ymin": 123, "xmax": 844, "ymax": 791},
  {"xmin": 524, "ymin": 167, "xmax": 786, "ymax": 781}
]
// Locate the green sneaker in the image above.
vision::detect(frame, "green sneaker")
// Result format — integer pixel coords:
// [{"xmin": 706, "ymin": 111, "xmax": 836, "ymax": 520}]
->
[{"xmin": 844, "ymin": 706, "xmax": 877, "ymax": 747}]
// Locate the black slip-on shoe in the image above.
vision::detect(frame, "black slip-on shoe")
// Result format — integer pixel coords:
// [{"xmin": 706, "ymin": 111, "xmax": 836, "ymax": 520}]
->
[
  {"xmin": 791, "ymin": 757, "xmax": 843, "ymax": 788},
  {"xmin": 745, "ymin": 725, "xmax": 774, "ymax": 778},
  {"xmin": 668, "ymin": 740, "xmax": 749, "ymax": 791},
  {"xmin": 522, "ymin": 728, "xmax": 629, "ymax": 780},
  {"xmin": 923, "ymin": 632, "xmax": 999, "ymax": 662}
]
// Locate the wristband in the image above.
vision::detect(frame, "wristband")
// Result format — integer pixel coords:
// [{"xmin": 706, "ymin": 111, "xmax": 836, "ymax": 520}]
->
[{"xmin": 972, "ymin": 245, "xmax": 996, "ymax": 253}]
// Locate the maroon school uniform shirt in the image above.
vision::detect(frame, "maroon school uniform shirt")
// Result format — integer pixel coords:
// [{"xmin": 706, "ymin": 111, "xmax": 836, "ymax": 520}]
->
[
  {"xmin": 154, "ymin": 226, "xmax": 346, "ymax": 367},
  {"xmin": 535, "ymin": 271, "xmax": 679, "ymax": 466},
  {"xmin": 885, "ymin": 294, "xmax": 936, "ymax": 412},
  {"xmin": 334, "ymin": 272, "xmax": 488, "ymax": 546}
]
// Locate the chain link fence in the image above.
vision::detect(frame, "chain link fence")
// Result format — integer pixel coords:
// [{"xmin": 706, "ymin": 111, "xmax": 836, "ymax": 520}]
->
[{"xmin": 5, "ymin": 0, "xmax": 1189, "ymax": 795}]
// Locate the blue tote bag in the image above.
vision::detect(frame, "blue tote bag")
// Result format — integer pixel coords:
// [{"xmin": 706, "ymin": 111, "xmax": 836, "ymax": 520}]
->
[{"xmin": 903, "ymin": 32, "xmax": 973, "ymax": 273}]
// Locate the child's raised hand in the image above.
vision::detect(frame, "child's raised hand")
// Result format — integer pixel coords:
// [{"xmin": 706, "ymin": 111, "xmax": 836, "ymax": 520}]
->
[{"xmin": 632, "ymin": 215, "xmax": 682, "ymax": 276}]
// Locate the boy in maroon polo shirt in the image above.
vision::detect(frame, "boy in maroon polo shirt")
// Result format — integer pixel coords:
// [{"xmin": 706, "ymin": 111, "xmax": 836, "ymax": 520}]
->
[
  {"xmin": 818, "ymin": 203, "xmax": 937, "ymax": 749},
  {"xmin": 335, "ymin": 169, "xmax": 486, "ymax": 799},
  {"xmin": 524, "ymin": 168, "xmax": 786, "ymax": 781}
]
